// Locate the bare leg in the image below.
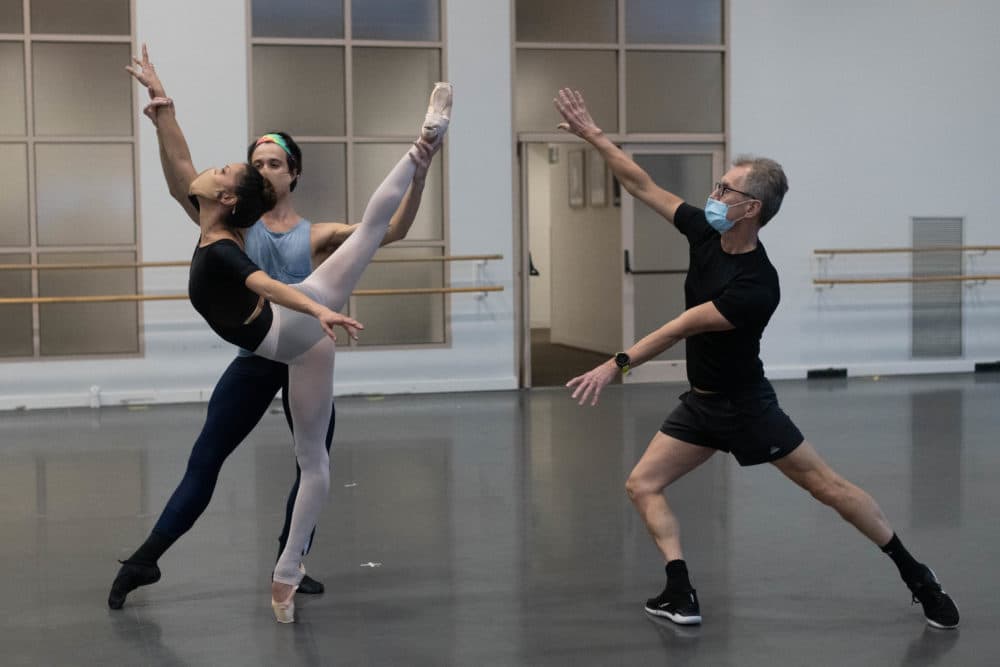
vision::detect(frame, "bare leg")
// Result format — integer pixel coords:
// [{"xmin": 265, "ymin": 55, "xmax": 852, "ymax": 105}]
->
[
  {"xmin": 771, "ymin": 440, "xmax": 893, "ymax": 545},
  {"xmin": 625, "ymin": 432, "xmax": 716, "ymax": 562}
]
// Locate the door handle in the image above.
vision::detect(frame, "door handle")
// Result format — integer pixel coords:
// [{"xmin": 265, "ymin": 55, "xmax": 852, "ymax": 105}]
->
[{"xmin": 624, "ymin": 250, "xmax": 686, "ymax": 275}]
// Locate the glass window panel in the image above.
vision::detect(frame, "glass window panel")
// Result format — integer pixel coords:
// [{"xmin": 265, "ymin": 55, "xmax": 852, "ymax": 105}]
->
[
  {"xmin": 632, "ymin": 153, "xmax": 715, "ymax": 360},
  {"xmin": 31, "ymin": 0, "xmax": 129, "ymax": 35},
  {"xmin": 294, "ymin": 142, "xmax": 347, "ymax": 223},
  {"xmin": 36, "ymin": 143, "xmax": 135, "ymax": 246},
  {"xmin": 252, "ymin": 46, "xmax": 345, "ymax": 137},
  {"xmin": 516, "ymin": 50, "xmax": 618, "ymax": 133},
  {"xmin": 33, "ymin": 42, "xmax": 132, "ymax": 136},
  {"xmin": 0, "ymin": 43, "xmax": 26, "ymax": 135},
  {"xmin": 353, "ymin": 143, "xmax": 442, "ymax": 240},
  {"xmin": 0, "ymin": 253, "xmax": 33, "ymax": 357},
  {"xmin": 353, "ymin": 48, "xmax": 440, "ymax": 136},
  {"xmin": 626, "ymin": 51, "xmax": 722, "ymax": 133},
  {"xmin": 516, "ymin": 0, "xmax": 616, "ymax": 43},
  {"xmin": 251, "ymin": 0, "xmax": 343, "ymax": 39},
  {"xmin": 352, "ymin": 0, "xmax": 439, "ymax": 41},
  {"xmin": 354, "ymin": 246, "xmax": 444, "ymax": 346},
  {"xmin": 0, "ymin": 143, "xmax": 28, "ymax": 244},
  {"xmin": 0, "ymin": 0, "xmax": 22, "ymax": 33},
  {"xmin": 38, "ymin": 251, "xmax": 138, "ymax": 355},
  {"xmin": 626, "ymin": 0, "xmax": 722, "ymax": 44}
]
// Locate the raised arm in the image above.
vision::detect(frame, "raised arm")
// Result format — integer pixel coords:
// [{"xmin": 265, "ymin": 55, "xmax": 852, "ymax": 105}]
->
[
  {"xmin": 126, "ymin": 44, "xmax": 199, "ymax": 224},
  {"xmin": 309, "ymin": 138, "xmax": 439, "ymax": 259},
  {"xmin": 554, "ymin": 88, "xmax": 684, "ymax": 224},
  {"xmin": 244, "ymin": 271, "xmax": 362, "ymax": 342}
]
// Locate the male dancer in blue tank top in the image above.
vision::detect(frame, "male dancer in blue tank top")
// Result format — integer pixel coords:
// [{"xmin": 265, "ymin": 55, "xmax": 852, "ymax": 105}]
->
[
  {"xmin": 555, "ymin": 88, "xmax": 959, "ymax": 630},
  {"xmin": 109, "ymin": 45, "xmax": 440, "ymax": 608}
]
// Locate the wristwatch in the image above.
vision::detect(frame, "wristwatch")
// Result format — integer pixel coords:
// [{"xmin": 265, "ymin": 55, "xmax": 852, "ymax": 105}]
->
[{"xmin": 614, "ymin": 352, "xmax": 631, "ymax": 375}]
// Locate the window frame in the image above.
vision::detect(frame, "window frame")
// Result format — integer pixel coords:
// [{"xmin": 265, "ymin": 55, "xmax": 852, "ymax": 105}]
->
[
  {"xmin": 246, "ymin": 0, "xmax": 451, "ymax": 350},
  {"xmin": 513, "ymin": 0, "xmax": 728, "ymax": 143},
  {"xmin": 0, "ymin": 0, "xmax": 141, "ymax": 362}
]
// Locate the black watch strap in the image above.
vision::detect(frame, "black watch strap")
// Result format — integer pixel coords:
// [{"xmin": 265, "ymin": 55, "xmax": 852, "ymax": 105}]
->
[{"xmin": 614, "ymin": 352, "xmax": 631, "ymax": 374}]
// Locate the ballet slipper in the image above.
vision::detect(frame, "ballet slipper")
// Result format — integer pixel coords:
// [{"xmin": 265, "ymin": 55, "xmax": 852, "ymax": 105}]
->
[
  {"xmin": 271, "ymin": 582, "xmax": 299, "ymax": 624},
  {"xmin": 108, "ymin": 560, "xmax": 161, "ymax": 610},
  {"xmin": 421, "ymin": 82, "xmax": 453, "ymax": 142}
]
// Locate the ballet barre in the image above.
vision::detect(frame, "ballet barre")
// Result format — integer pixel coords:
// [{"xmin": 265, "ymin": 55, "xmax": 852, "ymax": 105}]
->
[
  {"xmin": 813, "ymin": 275, "xmax": 1000, "ymax": 287},
  {"xmin": 814, "ymin": 245, "xmax": 1000, "ymax": 255},
  {"xmin": 0, "ymin": 254, "xmax": 504, "ymax": 272},
  {"xmin": 0, "ymin": 286, "xmax": 504, "ymax": 306},
  {"xmin": 813, "ymin": 246, "xmax": 1000, "ymax": 289}
]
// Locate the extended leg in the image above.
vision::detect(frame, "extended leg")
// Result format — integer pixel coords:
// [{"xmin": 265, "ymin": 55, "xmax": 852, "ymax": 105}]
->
[
  {"xmin": 108, "ymin": 356, "xmax": 284, "ymax": 609},
  {"xmin": 772, "ymin": 440, "xmax": 892, "ymax": 545},
  {"xmin": 301, "ymin": 149, "xmax": 421, "ymax": 313},
  {"xmin": 772, "ymin": 440, "xmax": 959, "ymax": 628}
]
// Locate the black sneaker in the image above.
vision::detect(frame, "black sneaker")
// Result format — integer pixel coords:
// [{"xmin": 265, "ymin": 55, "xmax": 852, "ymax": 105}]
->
[
  {"xmin": 297, "ymin": 573, "xmax": 325, "ymax": 595},
  {"xmin": 108, "ymin": 560, "xmax": 161, "ymax": 610},
  {"xmin": 644, "ymin": 587, "xmax": 702, "ymax": 625},
  {"xmin": 906, "ymin": 567, "xmax": 959, "ymax": 629}
]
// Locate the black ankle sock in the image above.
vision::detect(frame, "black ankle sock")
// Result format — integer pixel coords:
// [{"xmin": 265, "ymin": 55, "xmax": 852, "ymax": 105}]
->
[
  {"xmin": 128, "ymin": 530, "xmax": 175, "ymax": 566},
  {"xmin": 881, "ymin": 533, "xmax": 924, "ymax": 581},
  {"xmin": 665, "ymin": 559, "xmax": 693, "ymax": 592}
]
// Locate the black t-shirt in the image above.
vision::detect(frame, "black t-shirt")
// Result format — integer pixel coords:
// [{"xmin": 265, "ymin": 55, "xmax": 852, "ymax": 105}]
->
[
  {"xmin": 673, "ymin": 203, "xmax": 780, "ymax": 393},
  {"xmin": 188, "ymin": 239, "xmax": 273, "ymax": 351}
]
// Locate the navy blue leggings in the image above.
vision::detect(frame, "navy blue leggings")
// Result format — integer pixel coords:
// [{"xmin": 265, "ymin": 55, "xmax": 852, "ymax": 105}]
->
[{"xmin": 152, "ymin": 353, "xmax": 334, "ymax": 556}]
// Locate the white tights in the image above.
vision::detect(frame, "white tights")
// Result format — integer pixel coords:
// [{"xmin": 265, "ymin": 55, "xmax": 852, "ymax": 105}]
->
[{"xmin": 255, "ymin": 149, "xmax": 418, "ymax": 584}]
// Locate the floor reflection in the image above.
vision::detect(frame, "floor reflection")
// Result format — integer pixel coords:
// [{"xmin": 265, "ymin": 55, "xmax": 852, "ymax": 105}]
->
[{"xmin": 0, "ymin": 375, "xmax": 993, "ymax": 665}]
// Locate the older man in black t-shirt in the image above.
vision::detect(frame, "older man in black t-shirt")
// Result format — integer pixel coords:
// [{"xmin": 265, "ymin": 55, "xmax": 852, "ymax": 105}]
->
[{"xmin": 554, "ymin": 88, "xmax": 959, "ymax": 630}]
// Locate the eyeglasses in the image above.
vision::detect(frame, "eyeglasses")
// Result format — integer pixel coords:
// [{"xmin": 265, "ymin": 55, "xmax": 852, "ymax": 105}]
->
[{"xmin": 713, "ymin": 182, "xmax": 755, "ymax": 199}]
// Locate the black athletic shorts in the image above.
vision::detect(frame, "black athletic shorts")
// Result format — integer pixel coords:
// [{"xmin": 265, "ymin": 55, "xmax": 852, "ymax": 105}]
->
[{"xmin": 659, "ymin": 380, "xmax": 804, "ymax": 466}]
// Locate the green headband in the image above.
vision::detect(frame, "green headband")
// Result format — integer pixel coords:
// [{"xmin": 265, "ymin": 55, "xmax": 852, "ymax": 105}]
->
[{"xmin": 255, "ymin": 133, "xmax": 292, "ymax": 158}]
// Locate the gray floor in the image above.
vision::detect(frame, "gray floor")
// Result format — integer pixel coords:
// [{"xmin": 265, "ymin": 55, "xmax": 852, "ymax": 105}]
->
[
  {"xmin": 1, "ymin": 374, "xmax": 996, "ymax": 666},
  {"xmin": 530, "ymin": 328, "xmax": 616, "ymax": 387}
]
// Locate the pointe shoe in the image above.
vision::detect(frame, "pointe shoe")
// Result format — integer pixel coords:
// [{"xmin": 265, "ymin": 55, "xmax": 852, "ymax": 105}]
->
[
  {"xmin": 271, "ymin": 584, "xmax": 298, "ymax": 624},
  {"xmin": 421, "ymin": 82, "xmax": 453, "ymax": 142}
]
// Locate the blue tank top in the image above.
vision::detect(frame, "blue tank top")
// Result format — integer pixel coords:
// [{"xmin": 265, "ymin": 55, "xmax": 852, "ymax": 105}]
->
[
  {"xmin": 237, "ymin": 218, "xmax": 313, "ymax": 356},
  {"xmin": 244, "ymin": 218, "xmax": 313, "ymax": 283}
]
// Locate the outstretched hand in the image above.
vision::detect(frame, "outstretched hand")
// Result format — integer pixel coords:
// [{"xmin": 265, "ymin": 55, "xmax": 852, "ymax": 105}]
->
[
  {"xmin": 318, "ymin": 309, "xmax": 364, "ymax": 343},
  {"xmin": 553, "ymin": 88, "xmax": 601, "ymax": 140},
  {"xmin": 566, "ymin": 360, "xmax": 618, "ymax": 406},
  {"xmin": 125, "ymin": 43, "xmax": 164, "ymax": 99}
]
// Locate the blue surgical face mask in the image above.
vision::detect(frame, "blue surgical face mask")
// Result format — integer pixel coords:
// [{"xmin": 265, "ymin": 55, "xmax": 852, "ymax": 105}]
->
[
  {"xmin": 705, "ymin": 197, "xmax": 754, "ymax": 233},
  {"xmin": 704, "ymin": 197, "xmax": 735, "ymax": 233}
]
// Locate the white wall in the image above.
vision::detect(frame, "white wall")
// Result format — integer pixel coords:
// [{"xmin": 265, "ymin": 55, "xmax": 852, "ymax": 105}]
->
[
  {"xmin": 526, "ymin": 144, "xmax": 551, "ymax": 328},
  {"xmin": 2, "ymin": 0, "xmax": 516, "ymax": 410},
  {"xmin": 549, "ymin": 147, "xmax": 621, "ymax": 354},
  {"xmin": 730, "ymin": 0, "xmax": 1000, "ymax": 378},
  {"xmin": 8, "ymin": 0, "xmax": 1000, "ymax": 410}
]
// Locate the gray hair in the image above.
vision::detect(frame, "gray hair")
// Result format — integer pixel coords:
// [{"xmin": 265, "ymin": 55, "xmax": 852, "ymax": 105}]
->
[{"xmin": 732, "ymin": 154, "xmax": 788, "ymax": 226}]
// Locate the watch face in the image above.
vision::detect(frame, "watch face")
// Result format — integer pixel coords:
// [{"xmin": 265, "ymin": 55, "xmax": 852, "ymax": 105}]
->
[{"xmin": 615, "ymin": 353, "xmax": 630, "ymax": 368}]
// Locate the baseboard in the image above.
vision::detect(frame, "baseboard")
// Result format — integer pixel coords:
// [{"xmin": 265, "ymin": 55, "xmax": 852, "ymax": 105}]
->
[{"xmin": 806, "ymin": 367, "xmax": 848, "ymax": 379}]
